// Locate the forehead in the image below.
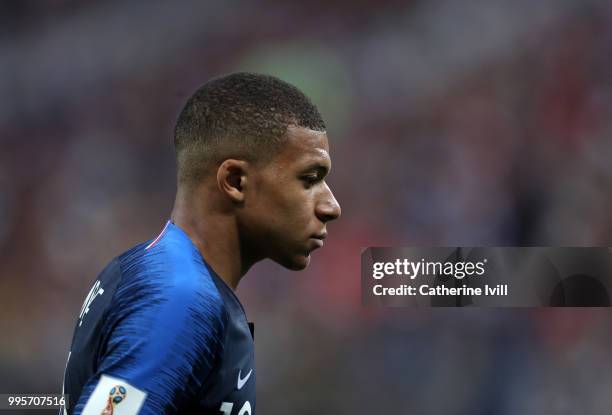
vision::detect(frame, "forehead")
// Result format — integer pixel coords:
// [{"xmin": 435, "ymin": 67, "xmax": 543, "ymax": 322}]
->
[{"xmin": 275, "ymin": 125, "xmax": 330, "ymax": 166}]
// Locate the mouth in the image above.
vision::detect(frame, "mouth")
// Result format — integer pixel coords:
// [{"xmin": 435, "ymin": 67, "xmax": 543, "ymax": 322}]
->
[
  {"xmin": 310, "ymin": 238, "xmax": 324, "ymax": 248},
  {"xmin": 312, "ymin": 232, "xmax": 327, "ymax": 240},
  {"xmin": 309, "ymin": 232, "xmax": 327, "ymax": 249}
]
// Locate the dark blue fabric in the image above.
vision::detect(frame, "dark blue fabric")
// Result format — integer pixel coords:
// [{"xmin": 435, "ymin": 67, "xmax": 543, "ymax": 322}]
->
[{"xmin": 67, "ymin": 222, "xmax": 236, "ymax": 414}]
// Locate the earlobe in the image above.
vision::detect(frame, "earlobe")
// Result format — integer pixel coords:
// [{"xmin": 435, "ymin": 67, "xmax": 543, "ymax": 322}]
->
[{"xmin": 217, "ymin": 159, "xmax": 248, "ymax": 203}]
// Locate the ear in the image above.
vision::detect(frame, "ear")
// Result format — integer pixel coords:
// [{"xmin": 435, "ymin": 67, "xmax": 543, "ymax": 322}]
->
[{"xmin": 216, "ymin": 159, "xmax": 249, "ymax": 203}]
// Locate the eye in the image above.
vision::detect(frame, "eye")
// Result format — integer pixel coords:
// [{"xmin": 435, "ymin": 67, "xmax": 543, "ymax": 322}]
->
[{"xmin": 301, "ymin": 174, "xmax": 320, "ymax": 188}]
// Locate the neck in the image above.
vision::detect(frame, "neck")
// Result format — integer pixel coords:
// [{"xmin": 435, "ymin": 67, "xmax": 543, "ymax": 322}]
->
[{"xmin": 170, "ymin": 185, "xmax": 257, "ymax": 290}]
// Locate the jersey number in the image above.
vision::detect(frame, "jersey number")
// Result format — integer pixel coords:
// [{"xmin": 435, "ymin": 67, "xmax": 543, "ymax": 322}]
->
[{"xmin": 219, "ymin": 401, "xmax": 251, "ymax": 415}]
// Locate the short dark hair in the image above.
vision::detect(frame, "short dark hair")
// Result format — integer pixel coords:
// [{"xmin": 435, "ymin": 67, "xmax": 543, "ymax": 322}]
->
[{"xmin": 174, "ymin": 72, "xmax": 326, "ymax": 184}]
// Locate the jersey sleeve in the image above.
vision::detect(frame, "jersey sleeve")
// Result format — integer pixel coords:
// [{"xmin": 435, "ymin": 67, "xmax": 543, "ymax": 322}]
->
[{"xmin": 72, "ymin": 269, "xmax": 227, "ymax": 415}]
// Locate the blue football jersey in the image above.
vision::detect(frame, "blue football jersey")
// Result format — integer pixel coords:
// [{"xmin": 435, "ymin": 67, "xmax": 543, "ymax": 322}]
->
[{"xmin": 61, "ymin": 221, "xmax": 256, "ymax": 415}]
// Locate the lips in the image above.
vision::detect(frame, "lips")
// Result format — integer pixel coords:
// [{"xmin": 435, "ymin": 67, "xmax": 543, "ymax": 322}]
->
[
  {"xmin": 310, "ymin": 232, "xmax": 327, "ymax": 249},
  {"xmin": 310, "ymin": 238, "xmax": 324, "ymax": 248},
  {"xmin": 312, "ymin": 232, "xmax": 327, "ymax": 240}
]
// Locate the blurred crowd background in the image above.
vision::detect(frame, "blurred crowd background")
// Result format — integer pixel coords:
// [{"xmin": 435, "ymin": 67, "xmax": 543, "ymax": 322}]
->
[{"xmin": 2, "ymin": 0, "xmax": 612, "ymax": 413}]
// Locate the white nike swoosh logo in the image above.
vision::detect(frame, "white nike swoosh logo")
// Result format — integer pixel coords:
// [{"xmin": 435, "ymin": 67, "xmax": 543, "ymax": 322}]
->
[{"xmin": 237, "ymin": 369, "xmax": 252, "ymax": 390}]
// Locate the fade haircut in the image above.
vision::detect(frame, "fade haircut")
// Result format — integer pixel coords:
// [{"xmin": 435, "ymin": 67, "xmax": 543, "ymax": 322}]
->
[{"xmin": 174, "ymin": 72, "xmax": 326, "ymax": 185}]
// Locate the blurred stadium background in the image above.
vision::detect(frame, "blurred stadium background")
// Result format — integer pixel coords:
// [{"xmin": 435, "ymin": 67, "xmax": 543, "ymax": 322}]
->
[{"xmin": 2, "ymin": 0, "xmax": 612, "ymax": 413}]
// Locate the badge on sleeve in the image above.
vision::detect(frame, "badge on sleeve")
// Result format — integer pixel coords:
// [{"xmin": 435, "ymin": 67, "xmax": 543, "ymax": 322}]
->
[{"xmin": 81, "ymin": 375, "xmax": 147, "ymax": 415}]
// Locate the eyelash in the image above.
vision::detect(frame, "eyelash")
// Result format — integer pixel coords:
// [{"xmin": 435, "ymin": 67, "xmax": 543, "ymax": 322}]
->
[{"xmin": 301, "ymin": 175, "xmax": 320, "ymax": 188}]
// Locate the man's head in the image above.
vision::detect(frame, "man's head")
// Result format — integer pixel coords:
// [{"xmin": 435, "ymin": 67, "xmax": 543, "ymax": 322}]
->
[{"xmin": 174, "ymin": 72, "xmax": 341, "ymax": 270}]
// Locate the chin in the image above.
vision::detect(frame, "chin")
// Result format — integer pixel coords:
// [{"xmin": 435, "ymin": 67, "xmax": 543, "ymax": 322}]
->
[{"xmin": 276, "ymin": 253, "xmax": 311, "ymax": 271}]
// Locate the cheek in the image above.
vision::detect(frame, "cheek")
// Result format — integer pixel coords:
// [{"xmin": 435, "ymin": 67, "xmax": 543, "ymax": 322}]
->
[
  {"xmin": 271, "ymin": 189, "xmax": 315, "ymax": 227},
  {"xmin": 287, "ymin": 190, "xmax": 315, "ymax": 215}
]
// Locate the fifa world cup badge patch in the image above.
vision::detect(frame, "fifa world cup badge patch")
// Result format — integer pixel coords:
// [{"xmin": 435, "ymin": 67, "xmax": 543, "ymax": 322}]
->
[
  {"xmin": 99, "ymin": 384, "xmax": 126, "ymax": 415},
  {"xmin": 81, "ymin": 375, "xmax": 147, "ymax": 415}
]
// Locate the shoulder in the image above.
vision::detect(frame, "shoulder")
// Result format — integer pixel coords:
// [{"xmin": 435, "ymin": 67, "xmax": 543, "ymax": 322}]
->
[
  {"xmin": 106, "ymin": 237, "xmax": 228, "ymax": 331},
  {"xmin": 103, "ymin": 222, "xmax": 230, "ymax": 330}
]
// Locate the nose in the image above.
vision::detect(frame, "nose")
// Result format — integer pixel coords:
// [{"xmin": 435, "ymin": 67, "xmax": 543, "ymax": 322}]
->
[{"xmin": 316, "ymin": 183, "xmax": 341, "ymax": 223}]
